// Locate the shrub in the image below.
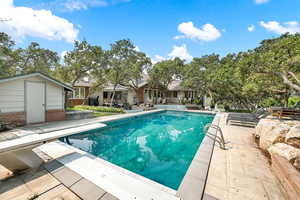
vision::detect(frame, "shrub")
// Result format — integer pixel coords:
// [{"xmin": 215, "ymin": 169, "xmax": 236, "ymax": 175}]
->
[
  {"xmin": 193, "ymin": 99, "xmax": 202, "ymax": 105},
  {"xmin": 262, "ymin": 97, "xmax": 280, "ymax": 107},
  {"xmin": 68, "ymin": 105, "xmax": 125, "ymax": 113},
  {"xmin": 288, "ymin": 96, "xmax": 300, "ymax": 107}
]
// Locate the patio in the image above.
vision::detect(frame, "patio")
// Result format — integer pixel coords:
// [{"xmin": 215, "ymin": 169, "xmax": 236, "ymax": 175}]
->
[{"xmin": 205, "ymin": 113, "xmax": 288, "ymax": 200}]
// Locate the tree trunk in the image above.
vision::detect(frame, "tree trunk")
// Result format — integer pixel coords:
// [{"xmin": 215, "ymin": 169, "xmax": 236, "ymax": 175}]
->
[
  {"xmin": 280, "ymin": 72, "xmax": 300, "ymax": 92},
  {"xmin": 110, "ymin": 84, "xmax": 117, "ymax": 106},
  {"xmin": 134, "ymin": 88, "xmax": 139, "ymax": 105}
]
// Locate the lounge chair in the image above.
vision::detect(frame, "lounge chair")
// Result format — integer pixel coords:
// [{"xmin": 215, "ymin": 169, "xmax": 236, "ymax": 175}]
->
[{"xmin": 226, "ymin": 108, "xmax": 268, "ymax": 127}]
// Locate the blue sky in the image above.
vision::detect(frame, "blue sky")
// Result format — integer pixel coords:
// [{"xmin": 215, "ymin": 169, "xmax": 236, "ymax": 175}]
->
[{"xmin": 0, "ymin": 0, "xmax": 299, "ymax": 62}]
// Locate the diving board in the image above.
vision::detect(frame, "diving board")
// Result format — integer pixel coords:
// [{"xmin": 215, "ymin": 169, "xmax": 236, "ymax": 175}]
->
[{"xmin": 0, "ymin": 123, "xmax": 106, "ymax": 172}]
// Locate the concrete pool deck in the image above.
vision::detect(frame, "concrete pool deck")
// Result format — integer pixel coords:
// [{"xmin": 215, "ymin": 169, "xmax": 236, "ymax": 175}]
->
[
  {"xmin": 205, "ymin": 113, "xmax": 288, "ymax": 200},
  {"xmin": 0, "ymin": 111, "xmax": 289, "ymax": 200}
]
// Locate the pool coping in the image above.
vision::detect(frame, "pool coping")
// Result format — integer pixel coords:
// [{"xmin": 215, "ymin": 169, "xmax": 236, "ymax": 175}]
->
[
  {"xmin": 38, "ymin": 109, "xmax": 220, "ymax": 200},
  {"xmin": 176, "ymin": 112, "xmax": 220, "ymax": 200}
]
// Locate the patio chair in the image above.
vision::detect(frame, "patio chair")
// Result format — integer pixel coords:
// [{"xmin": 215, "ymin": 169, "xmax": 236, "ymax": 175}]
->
[
  {"xmin": 226, "ymin": 108, "xmax": 268, "ymax": 128},
  {"xmin": 269, "ymin": 106, "xmax": 300, "ymax": 120}
]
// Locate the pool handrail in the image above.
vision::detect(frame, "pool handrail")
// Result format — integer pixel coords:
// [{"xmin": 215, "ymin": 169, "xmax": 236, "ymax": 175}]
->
[{"xmin": 203, "ymin": 123, "xmax": 229, "ymax": 150}]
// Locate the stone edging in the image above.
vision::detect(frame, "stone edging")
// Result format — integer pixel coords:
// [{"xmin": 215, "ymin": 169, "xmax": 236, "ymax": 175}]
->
[{"xmin": 176, "ymin": 113, "xmax": 221, "ymax": 200}]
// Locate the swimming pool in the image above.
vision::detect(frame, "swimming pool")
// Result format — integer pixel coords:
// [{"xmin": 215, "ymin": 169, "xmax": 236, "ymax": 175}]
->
[{"xmin": 60, "ymin": 111, "xmax": 214, "ymax": 190}]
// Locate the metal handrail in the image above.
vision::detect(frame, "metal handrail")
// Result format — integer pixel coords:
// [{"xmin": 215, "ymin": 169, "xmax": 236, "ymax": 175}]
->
[{"xmin": 203, "ymin": 123, "xmax": 229, "ymax": 150}]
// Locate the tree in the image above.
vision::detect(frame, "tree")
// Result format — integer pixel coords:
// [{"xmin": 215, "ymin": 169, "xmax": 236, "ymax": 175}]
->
[
  {"xmin": 56, "ymin": 40, "xmax": 106, "ymax": 87},
  {"xmin": 106, "ymin": 39, "xmax": 139, "ymax": 105},
  {"xmin": 0, "ymin": 32, "xmax": 17, "ymax": 77},
  {"xmin": 148, "ymin": 57, "xmax": 184, "ymax": 90},
  {"xmin": 16, "ymin": 42, "xmax": 59, "ymax": 74},
  {"xmin": 182, "ymin": 54, "xmax": 220, "ymax": 105},
  {"xmin": 259, "ymin": 34, "xmax": 300, "ymax": 92},
  {"xmin": 246, "ymin": 33, "xmax": 300, "ymax": 105},
  {"xmin": 119, "ymin": 51, "xmax": 151, "ymax": 104}
]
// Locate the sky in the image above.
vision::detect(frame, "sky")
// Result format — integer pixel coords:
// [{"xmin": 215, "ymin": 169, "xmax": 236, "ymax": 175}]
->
[{"xmin": 0, "ymin": 0, "xmax": 300, "ymax": 63}]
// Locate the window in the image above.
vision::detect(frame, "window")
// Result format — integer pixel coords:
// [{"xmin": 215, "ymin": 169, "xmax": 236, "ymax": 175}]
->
[
  {"xmin": 103, "ymin": 92, "xmax": 108, "ymax": 99},
  {"xmin": 73, "ymin": 87, "xmax": 85, "ymax": 99},
  {"xmin": 173, "ymin": 91, "xmax": 178, "ymax": 98}
]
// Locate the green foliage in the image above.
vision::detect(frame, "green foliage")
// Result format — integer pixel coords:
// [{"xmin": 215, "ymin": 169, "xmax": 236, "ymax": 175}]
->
[
  {"xmin": 148, "ymin": 57, "xmax": 183, "ymax": 90},
  {"xmin": 192, "ymin": 99, "xmax": 202, "ymax": 105},
  {"xmin": 288, "ymin": 96, "xmax": 300, "ymax": 107},
  {"xmin": 105, "ymin": 39, "xmax": 143, "ymax": 104},
  {"xmin": 0, "ymin": 32, "xmax": 60, "ymax": 78},
  {"xmin": 262, "ymin": 97, "xmax": 280, "ymax": 107},
  {"xmin": 68, "ymin": 105, "xmax": 125, "ymax": 113},
  {"xmin": 16, "ymin": 42, "xmax": 59, "ymax": 74},
  {"xmin": 181, "ymin": 34, "xmax": 300, "ymax": 110},
  {"xmin": 1, "ymin": 30, "xmax": 300, "ymax": 111},
  {"xmin": 0, "ymin": 32, "xmax": 16, "ymax": 77},
  {"xmin": 56, "ymin": 40, "xmax": 106, "ymax": 86}
]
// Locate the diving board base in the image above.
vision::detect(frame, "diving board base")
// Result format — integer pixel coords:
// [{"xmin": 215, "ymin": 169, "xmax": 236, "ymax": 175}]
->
[{"xmin": 0, "ymin": 143, "xmax": 44, "ymax": 172}]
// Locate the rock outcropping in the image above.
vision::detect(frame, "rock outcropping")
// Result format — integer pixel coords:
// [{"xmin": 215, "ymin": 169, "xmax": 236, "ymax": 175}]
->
[{"xmin": 255, "ymin": 119, "xmax": 300, "ymax": 166}]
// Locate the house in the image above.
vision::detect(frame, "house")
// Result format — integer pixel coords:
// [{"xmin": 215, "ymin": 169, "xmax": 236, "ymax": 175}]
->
[
  {"xmin": 69, "ymin": 79, "xmax": 92, "ymax": 107},
  {"xmin": 100, "ymin": 80, "xmax": 201, "ymax": 105},
  {"xmin": 0, "ymin": 72, "xmax": 73, "ymax": 126},
  {"xmin": 70, "ymin": 76, "xmax": 205, "ymax": 107}
]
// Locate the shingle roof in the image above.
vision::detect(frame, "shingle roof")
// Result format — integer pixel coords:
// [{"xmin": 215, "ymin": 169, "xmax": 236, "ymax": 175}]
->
[{"xmin": 0, "ymin": 72, "xmax": 74, "ymax": 91}]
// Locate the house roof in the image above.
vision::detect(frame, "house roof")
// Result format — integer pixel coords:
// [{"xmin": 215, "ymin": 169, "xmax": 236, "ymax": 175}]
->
[
  {"xmin": 103, "ymin": 84, "xmax": 128, "ymax": 91},
  {"xmin": 72, "ymin": 73, "xmax": 194, "ymax": 92},
  {"xmin": 0, "ymin": 72, "xmax": 74, "ymax": 91},
  {"xmin": 167, "ymin": 80, "xmax": 194, "ymax": 91},
  {"xmin": 74, "ymin": 80, "xmax": 94, "ymax": 87}
]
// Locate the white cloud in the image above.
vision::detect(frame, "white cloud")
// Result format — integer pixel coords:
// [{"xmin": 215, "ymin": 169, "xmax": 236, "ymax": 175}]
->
[
  {"xmin": 168, "ymin": 44, "xmax": 193, "ymax": 62},
  {"xmin": 134, "ymin": 46, "xmax": 140, "ymax": 52},
  {"xmin": 60, "ymin": 50, "xmax": 68, "ymax": 63},
  {"xmin": 151, "ymin": 55, "xmax": 166, "ymax": 64},
  {"xmin": 60, "ymin": 50, "xmax": 68, "ymax": 58},
  {"xmin": 255, "ymin": 0, "xmax": 270, "ymax": 4},
  {"xmin": 0, "ymin": 0, "xmax": 79, "ymax": 43},
  {"xmin": 175, "ymin": 21, "xmax": 221, "ymax": 42},
  {"xmin": 37, "ymin": 0, "xmax": 129, "ymax": 12},
  {"xmin": 248, "ymin": 25, "xmax": 255, "ymax": 32},
  {"xmin": 64, "ymin": 0, "xmax": 89, "ymax": 11},
  {"xmin": 63, "ymin": 0, "xmax": 107, "ymax": 12},
  {"xmin": 260, "ymin": 21, "xmax": 300, "ymax": 34}
]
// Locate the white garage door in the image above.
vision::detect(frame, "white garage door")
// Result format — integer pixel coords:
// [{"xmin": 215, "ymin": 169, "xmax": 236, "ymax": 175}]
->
[{"xmin": 26, "ymin": 81, "xmax": 45, "ymax": 124}]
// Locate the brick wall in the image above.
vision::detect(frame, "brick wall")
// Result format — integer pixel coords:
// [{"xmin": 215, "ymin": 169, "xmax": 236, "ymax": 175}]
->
[
  {"xmin": 0, "ymin": 112, "xmax": 26, "ymax": 126},
  {"xmin": 46, "ymin": 109, "xmax": 66, "ymax": 122},
  {"xmin": 68, "ymin": 99, "xmax": 87, "ymax": 107}
]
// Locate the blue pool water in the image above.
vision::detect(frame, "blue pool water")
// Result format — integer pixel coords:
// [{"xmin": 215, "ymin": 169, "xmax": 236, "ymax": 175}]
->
[{"xmin": 60, "ymin": 111, "xmax": 214, "ymax": 190}]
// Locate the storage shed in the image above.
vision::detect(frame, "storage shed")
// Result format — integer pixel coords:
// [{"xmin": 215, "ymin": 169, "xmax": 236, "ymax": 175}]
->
[{"xmin": 0, "ymin": 72, "xmax": 73, "ymax": 126}]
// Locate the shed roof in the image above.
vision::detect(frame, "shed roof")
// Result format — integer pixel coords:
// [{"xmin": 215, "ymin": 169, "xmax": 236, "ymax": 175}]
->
[{"xmin": 0, "ymin": 72, "xmax": 74, "ymax": 91}]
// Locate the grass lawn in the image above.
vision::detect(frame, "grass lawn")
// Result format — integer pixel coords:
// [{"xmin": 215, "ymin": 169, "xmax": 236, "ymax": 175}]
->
[{"xmin": 67, "ymin": 105, "xmax": 125, "ymax": 118}]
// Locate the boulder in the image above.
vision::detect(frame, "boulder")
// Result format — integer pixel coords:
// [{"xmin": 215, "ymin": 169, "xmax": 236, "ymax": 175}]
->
[
  {"xmin": 292, "ymin": 155, "xmax": 300, "ymax": 171},
  {"xmin": 286, "ymin": 125, "xmax": 300, "ymax": 142},
  {"xmin": 285, "ymin": 125, "xmax": 300, "ymax": 149},
  {"xmin": 259, "ymin": 123, "xmax": 290, "ymax": 151},
  {"xmin": 268, "ymin": 143, "xmax": 300, "ymax": 161},
  {"xmin": 255, "ymin": 119, "xmax": 278, "ymax": 137}
]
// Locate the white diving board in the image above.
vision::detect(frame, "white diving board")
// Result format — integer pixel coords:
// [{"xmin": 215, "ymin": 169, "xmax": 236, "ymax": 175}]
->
[{"xmin": 0, "ymin": 123, "xmax": 106, "ymax": 172}]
